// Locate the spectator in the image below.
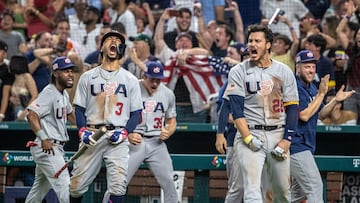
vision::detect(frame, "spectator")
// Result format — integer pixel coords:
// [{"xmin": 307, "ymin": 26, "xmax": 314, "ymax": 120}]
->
[
  {"xmin": 103, "ymin": 0, "xmax": 137, "ymax": 38},
  {"xmin": 196, "ymin": 1, "xmax": 244, "ymax": 51},
  {"xmin": 324, "ymin": 0, "xmax": 349, "ymax": 18},
  {"xmin": 24, "ymin": 31, "xmax": 52, "ymax": 93},
  {"xmin": 0, "ymin": 40, "xmax": 14, "ymax": 122},
  {"xmin": 8, "ymin": 55, "xmax": 38, "ymax": 121},
  {"xmin": 154, "ymin": 8, "xmax": 223, "ymax": 122},
  {"xmin": 84, "ymin": 23, "xmax": 112, "ymax": 69},
  {"xmin": 318, "ymin": 96, "xmax": 357, "ymax": 125},
  {"xmin": 269, "ymin": 16, "xmax": 299, "ymax": 72},
  {"xmin": 164, "ymin": 7, "xmax": 199, "ymax": 51},
  {"xmin": 123, "ymin": 33, "xmax": 157, "ymax": 79},
  {"xmin": 53, "ymin": 18, "xmax": 82, "ymax": 57},
  {"xmin": 305, "ymin": 34, "xmax": 336, "ymax": 92},
  {"xmin": 4, "ymin": 0, "xmax": 28, "ymax": 40},
  {"xmin": 0, "ymin": 10, "xmax": 27, "ymax": 60},
  {"xmin": 24, "ymin": 0, "xmax": 58, "ymax": 39},
  {"xmin": 68, "ymin": 0, "xmax": 88, "ymax": 33},
  {"xmin": 135, "ymin": 2, "xmax": 155, "ymax": 37},
  {"xmin": 261, "ymin": 0, "xmax": 313, "ymax": 39},
  {"xmin": 71, "ymin": 5, "xmax": 101, "ymax": 60},
  {"xmin": 303, "ymin": 0, "xmax": 330, "ymax": 20},
  {"xmin": 198, "ymin": 0, "xmax": 225, "ymax": 25},
  {"xmin": 211, "ymin": 24, "xmax": 234, "ymax": 57}
]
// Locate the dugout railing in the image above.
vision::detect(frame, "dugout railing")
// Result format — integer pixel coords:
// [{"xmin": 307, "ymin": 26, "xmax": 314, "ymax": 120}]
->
[
  {"xmin": 1, "ymin": 122, "xmax": 360, "ymax": 202},
  {"xmin": 1, "ymin": 150, "xmax": 360, "ymax": 202}
]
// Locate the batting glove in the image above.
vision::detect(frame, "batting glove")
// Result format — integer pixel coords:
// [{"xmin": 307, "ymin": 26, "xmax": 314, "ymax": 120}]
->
[
  {"xmin": 243, "ymin": 134, "xmax": 263, "ymax": 152},
  {"xmin": 108, "ymin": 129, "xmax": 128, "ymax": 145},
  {"xmin": 78, "ymin": 127, "xmax": 97, "ymax": 146},
  {"xmin": 271, "ymin": 146, "xmax": 288, "ymax": 161}
]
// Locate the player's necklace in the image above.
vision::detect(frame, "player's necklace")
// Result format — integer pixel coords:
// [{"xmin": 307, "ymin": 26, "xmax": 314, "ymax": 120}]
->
[{"xmin": 99, "ymin": 67, "xmax": 120, "ymax": 81}]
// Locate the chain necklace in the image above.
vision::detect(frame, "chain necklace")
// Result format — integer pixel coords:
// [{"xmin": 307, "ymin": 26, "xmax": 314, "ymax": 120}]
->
[{"xmin": 99, "ymin": 66, "xmax": 120, "ymax": 81}]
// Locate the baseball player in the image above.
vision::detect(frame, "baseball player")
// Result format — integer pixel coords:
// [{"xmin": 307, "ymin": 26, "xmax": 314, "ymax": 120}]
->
[
  {"xmin": 102, "ymin": 61, "xmax": 177, "ymax": 203},
  {"xmin": 25, "ymin": 56, "xmax": 76, "ymax": 203},
  {"xmin": 226, "ymin": 24, "xmax": 299, "ymax": 202},
  {"xmin": 127, "ymin": 61, "xmax": 177, "ymax": 202},
  {"xmin": 69, "ymin": 30, "xmax": 143, "ymax": 203},
  {"xmin": 290, "ymin": 50, "xmax": 355, "ymax": 203},
  {"xmin": 215, "ymin": 43, "xmax": 247, "ymax": 203}
]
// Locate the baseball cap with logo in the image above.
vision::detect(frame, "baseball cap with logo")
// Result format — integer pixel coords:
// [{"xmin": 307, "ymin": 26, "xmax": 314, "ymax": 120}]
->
[
  {"xmin": 295, "ymin": 50, "xmax": 317, "ymax": 64},
  {"xmin": 0, "ymin": 40, "xmax": 8, "ymax": 52},
  {"xmin": 129, "ymin": 34, "xmax": 152, "ymax": 46},
  {"xmin": 145, "ymin": 61, "xmax": 164, "ymax": 79},
  {"xmin": 52, "ymin": 56, "xmax": 75, "ymax": 71}
]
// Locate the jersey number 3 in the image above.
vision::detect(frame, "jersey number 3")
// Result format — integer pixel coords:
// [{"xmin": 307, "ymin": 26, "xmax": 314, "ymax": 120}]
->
[{"xmin": 115, "ymin": 102, "xmax": 123, "ymax": 115}]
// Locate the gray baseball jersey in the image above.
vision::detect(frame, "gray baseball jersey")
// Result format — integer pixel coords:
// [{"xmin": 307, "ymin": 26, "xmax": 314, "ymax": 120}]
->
[
  {"xmin": 226, "ymin": 59, "xmax": 298, "ymax": 202},
  {"xmin": 73, "ymin": 66, "xmax": 143, "ymax": 126},
  {"xmin": 127, "ymin": 81, "xmax": 178, "ymax": 203},
  {"xmin": 25, "ymin": 84, "xmax": 72, "ymax": 203},
  {"xmin": 226, "ymin": 59, "xmax": 298, "ymax": 126},
  {"xmin": 70, "ymin": 65, "xmax": 143, "ymax": 198},
  {"xmin": 134, "ymin": 82, "xmax": 177, "ymax": 136},
  {"xmin": 27, "ymin": 84, "xmax": 72, "ymax": 141}
]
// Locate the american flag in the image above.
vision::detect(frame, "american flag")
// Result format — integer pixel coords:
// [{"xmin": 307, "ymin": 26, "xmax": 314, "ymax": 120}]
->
[
  {"xmin": 163, "ymin": 55, "xmax": 226, "ymax": 113},
  {"xmin": 208, "ymin": 56, "xmax": 233, "ymax": 76}
]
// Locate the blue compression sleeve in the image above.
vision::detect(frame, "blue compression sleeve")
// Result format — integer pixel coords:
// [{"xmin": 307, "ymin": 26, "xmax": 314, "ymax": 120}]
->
[
  {"xmin": 228, "ymin": 95, "xmax": 245, "ymax": 120},
  {"xmin": 217, "ymin": 99, "xmax": 231, "ymax": 134},
  {"xmin": 284, "ymin": 104, "xmax": 299, "ymax": 141},
  {"xmin": 125, "ymin": 109, "xmax": 141, "ymax": 133},
  {"xmin": 75, "ymin": 105, "xmax": 86, "ymax": 129}
]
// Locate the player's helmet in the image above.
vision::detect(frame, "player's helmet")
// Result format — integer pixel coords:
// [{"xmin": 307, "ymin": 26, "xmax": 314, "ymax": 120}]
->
[{"xmin": 100, "ymin": 30, "xmax": 126, "ymax": 59}]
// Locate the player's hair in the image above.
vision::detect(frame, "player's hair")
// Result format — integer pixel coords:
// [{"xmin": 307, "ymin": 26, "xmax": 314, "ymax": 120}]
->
[
  {"xmin": 247, "ymin": 24, "xmax": 273, "ymax": 53},
  {"xmin": 247, "ymin": 24, "xmax": 273, "ymax": 44}
]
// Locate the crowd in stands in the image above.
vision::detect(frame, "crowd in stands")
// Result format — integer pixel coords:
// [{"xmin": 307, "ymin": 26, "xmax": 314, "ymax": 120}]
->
[{"xmin": 0, "ymin": 0, "xmax": 359, "ymax": 125}]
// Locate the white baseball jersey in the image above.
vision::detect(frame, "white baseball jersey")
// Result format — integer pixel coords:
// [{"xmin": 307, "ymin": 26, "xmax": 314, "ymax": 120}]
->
[
  {"xmin": 134, "ymin": 81, "xmax": 176, "ymax": 136},
  {"xmin": 73, "ymin": 66, "xmax": 143, "ymax": 126},
  {"xmin": 27, "ymin": 84, "xmax": 72, "ymax": 141},
  {"xmin": 226, "ymin": 59, "xmax": 298, "ymax": 126}
]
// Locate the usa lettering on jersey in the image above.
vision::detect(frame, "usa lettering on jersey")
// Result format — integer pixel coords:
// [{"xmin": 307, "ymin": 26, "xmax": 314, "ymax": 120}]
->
[{"xmin": 90, "ymin": 82, "xmax": 127, "ymax": 97}]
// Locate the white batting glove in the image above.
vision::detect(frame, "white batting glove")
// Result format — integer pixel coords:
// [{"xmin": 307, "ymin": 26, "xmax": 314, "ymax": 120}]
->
[
  {"xmin": 271, "ymin": 146, "xmax": 288, "ymax": 161},
  {"xmin": 243, "ymin": 134, "xmax": 263, "ymax": 152}
]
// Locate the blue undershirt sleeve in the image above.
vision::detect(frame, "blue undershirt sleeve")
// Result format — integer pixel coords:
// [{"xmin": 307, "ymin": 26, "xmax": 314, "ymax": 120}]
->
[
  {"xmin": 228, "ymin": 95, "xmax": 245, "ymax": 120},
  {"xmin": 284, "ymin": 104, "xmax": 299, "ymax": 142},
  {"xmin": 75, "ymin": 105, "xmax": 86, "ymax": 129},
  {"xmin": 125, "ymin": 109, "xmax": 141, "ymax": 133},
  {"xmin": 217, "ymin": 99, "xmax": 231, "ymax": 134}
]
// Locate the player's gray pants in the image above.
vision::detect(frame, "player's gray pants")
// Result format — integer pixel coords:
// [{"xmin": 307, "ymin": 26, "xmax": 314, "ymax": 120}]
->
[
  {"xmin": 235, "ymin": 129, "xmax": 290, "ymax": 203},
  {"xmin": 70, "ymin": 136, "xmax": 129, "ymax": 197},
  {"xmin": 290, "ymin": 150, "xmax": 324, "ymax": 203},
  {"xmin": 25, "ymin": 141, "xmax": 70, "ymax": 203},
  {"xmin": 225, "ymin": 146, "xmax": 244, "ymax": 203},
  {"xmin": 127, "ymin": 136, "xmax": 178, "ymax": 203}
]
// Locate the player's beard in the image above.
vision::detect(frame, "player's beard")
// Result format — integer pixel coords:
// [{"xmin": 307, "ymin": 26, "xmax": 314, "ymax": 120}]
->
[{"xmin": 59, "ymin": 77, "xmax": 74, "ymax": 89}]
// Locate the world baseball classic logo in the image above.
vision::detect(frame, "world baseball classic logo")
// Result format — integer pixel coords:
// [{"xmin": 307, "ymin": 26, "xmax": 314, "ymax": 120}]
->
[{"xmin": 2, "ymin": 152, "xmax": 13, "ymax": 164}]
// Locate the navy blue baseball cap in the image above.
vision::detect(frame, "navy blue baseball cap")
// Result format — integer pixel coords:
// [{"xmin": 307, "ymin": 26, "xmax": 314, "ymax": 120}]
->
[
  {"xmin": 145, "ymin": 61, "xmax": 164, "ymax": 79},
  {"xmin": 52, "ymin": 56, "xmax": 75, "ymax": 71},
  {"xmin": 295, "ymin": 50, "xmax": 317, "ymax": 64}
]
